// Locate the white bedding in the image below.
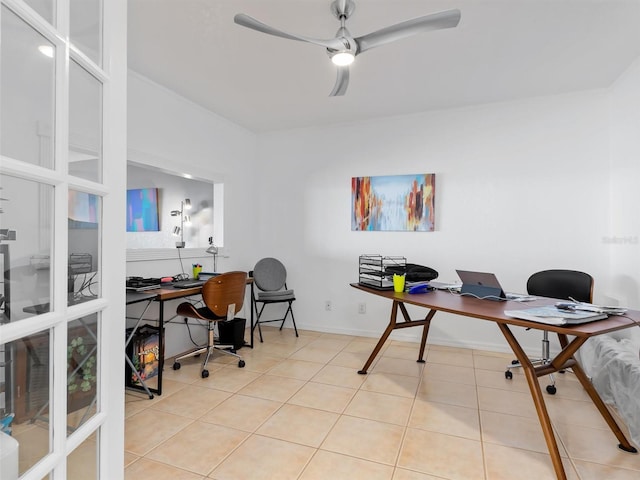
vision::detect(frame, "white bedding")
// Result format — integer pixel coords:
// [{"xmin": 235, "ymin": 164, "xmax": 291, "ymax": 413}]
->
[{"xmin": 579, "ymin": 334, "xmax": 640, "ymax": 447}]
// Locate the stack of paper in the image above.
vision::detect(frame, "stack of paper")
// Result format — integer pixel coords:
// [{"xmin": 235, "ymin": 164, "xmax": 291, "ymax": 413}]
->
[
  {"xmin": 504, "ymin": 306, "xmax": 608, "ymax": 325},
  {"xmin": 555, "ymin": 301, "xmax": 627, "ymax": 315}
]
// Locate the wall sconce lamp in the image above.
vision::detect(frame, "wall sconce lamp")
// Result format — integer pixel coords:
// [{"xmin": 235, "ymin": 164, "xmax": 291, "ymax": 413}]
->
[{"xmin": 170, "ymin": 198, "xmax": 192, "ymax": 248}]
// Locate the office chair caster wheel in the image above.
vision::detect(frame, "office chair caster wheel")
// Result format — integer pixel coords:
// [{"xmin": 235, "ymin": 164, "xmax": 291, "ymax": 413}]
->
[
  {"xmin": 201, "ymin": 369, "xmax": 209, "ymax": 378},
  {"xmin": 505, "ymin": 370, "xmax": 513, "ymax": 380},
  {"xmin": 238, "ymin": 360, "xmax": 245, "ymax": 368},
  {"xmin": 172, "ymin": 362, "xmax": 181, "ymax": 370},
  {"xmin": 511, "ymin": 360, "xmax": 519, "ymax": 365},
  {"xmin": 546, "ymin": 384, "xmax": 556, "ymax": 395}
]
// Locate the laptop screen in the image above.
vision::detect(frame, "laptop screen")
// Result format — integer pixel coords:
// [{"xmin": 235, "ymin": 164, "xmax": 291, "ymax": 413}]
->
[{"xmin": 456, "ymin": 270, "xmax": 506, "ymax": 300}]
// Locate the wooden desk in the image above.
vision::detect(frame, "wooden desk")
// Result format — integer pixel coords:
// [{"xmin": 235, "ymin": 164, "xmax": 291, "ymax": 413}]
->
[
  {"xmin": 352, "ymin": 283, "xmax": 639, "ymax": 480},
  {"xmin": 126, "ymin": 278, "xmax": 254, "ymax": 396}
]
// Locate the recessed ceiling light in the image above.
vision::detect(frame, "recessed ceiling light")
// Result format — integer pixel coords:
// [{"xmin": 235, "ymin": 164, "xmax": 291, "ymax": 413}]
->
[{"xmin": 38, "ymin": 45, "xmax": 54, "ymax": 58}]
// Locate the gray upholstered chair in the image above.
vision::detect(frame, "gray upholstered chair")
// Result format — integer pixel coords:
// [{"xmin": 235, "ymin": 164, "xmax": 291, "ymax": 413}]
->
[
  {"xmin": 172, "ymin": 271, "xmax": 247, "ymax": 378},
  {"xmin": 251, "ymin": 258, "xmax": 298, "ymax": 342},
  {"xmin": 505, "ymin": 269, "xmax": 594, "ymax": 394}
]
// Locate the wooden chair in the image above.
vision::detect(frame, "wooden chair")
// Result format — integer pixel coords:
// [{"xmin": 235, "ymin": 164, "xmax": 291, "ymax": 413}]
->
[{"xmin": 172, "ymin": 271, "xmax": 247, "ymax": 378}]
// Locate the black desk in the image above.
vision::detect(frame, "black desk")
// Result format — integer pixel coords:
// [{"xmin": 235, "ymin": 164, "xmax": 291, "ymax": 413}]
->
[{"xmin": 126, "ymin": 279, "xmax": 255, "ymax": 396}]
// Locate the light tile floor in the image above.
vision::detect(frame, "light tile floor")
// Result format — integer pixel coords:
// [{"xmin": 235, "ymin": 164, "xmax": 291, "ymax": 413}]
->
[{"xmin": 124, "ymin": 327, "xmax": 640, "ymax": 480}]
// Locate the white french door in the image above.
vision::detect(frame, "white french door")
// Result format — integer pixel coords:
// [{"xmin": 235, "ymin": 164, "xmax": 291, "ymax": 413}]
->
[{"xmin": 0, "ymin": 1, "xmax": 126, "ymax": 479}]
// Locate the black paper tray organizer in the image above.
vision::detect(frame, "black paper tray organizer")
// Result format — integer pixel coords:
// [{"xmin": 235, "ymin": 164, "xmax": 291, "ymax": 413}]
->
[{"xmin": 359, "ymin": 255, "xmax": 406, "ymax": 290}]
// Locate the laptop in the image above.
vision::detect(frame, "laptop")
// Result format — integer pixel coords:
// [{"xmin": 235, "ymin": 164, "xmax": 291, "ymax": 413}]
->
[
  {"xmin": 456, "ymin": 270, "xmax": 506, "ymax": 300},
  {"xmin": 126, "ymin": 277, "xmax": 162, "ymax": 292},
  {"xmin": 172, "ymin": 279, "xmax": 206, "ymax": 289}
]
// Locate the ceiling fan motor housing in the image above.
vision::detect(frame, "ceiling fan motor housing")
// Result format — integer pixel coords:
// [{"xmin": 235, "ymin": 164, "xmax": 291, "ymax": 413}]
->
[
  {"xmin": 331, "ymin": 0, "xmax": 355, "ymax": 20},
  {"xmin": 328, "ymin": 26, "xmax": 358, "ymax": 57}
]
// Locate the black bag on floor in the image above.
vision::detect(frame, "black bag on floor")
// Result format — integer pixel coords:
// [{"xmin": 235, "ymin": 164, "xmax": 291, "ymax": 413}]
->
[{"xmin": 218, "ymin": 318, "xmax": 246, "ymax": 350}]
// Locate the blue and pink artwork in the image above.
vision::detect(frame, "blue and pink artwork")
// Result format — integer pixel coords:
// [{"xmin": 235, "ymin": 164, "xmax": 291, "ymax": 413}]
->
[
  {"xmin": 127, "ymin": 188, "xmax": 160, "ymax": 232},
  {"xmin": 351, "ymin": 174, "xmax": 435, "ymax": 231}
]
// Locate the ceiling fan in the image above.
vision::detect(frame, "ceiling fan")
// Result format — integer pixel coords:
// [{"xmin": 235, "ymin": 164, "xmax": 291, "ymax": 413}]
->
[{"xmin": 234, "ymin": 0, "xmax": 461, "ymax": 96}]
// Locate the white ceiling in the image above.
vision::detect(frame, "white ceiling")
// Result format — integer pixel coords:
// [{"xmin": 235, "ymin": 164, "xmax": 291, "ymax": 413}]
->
[{"xmin": 127, "ymin": 0, "xmax": 640, "ymax": 133}]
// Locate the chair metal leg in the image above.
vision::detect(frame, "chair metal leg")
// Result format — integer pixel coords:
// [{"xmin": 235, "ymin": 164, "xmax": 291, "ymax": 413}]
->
[
  {"xmin": 254, "ymin": 304, "xmax": 266, "ymax": 342},
  {"xmin": 253, "ymin": 301, "xmax": 298, "ymax": 340},
  {"xmin": 173, "ymin": 321, "xmax": 245, "ymax": 378},
  {"xmin": 288, "ymin": 302, "xmax": 298, "ymax": 337},
  {"xmin": 173, "ymin": 347, "xmax": 206, "ymax": 363},
  {"xmin": 505, "ymin": 330, "xmax": 557, "ymax": 394}
]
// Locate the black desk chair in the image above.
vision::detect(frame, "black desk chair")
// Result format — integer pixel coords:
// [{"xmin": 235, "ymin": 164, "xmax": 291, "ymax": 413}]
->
[
  {"xmin": 505, "ymin": 269, "xmax": 594, "ymax": 394},
  {"xmin": 172, "ymin": 271, "xmax": 247, "ymax": 378},
  {"xmin": 251, "ymin": 257, "xmax": 298, "ymax": 343}
]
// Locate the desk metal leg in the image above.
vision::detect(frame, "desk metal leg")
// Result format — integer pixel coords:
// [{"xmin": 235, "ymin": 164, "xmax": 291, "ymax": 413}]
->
[
  {"xmin": 157, "ymin": 299, "xmax": 164, "ymax": 395},
  {"xmin": 125, "ymin": 312, "xmax": 154, "ymax": 398},
  {"xmin": 125, "ymin": 298, "xmax": 155, "ymax": 398},
  {"xmin": 398, "ymin": 303, "xmax": 435, "ymax": 363},
  {"xmin": 498, "ymin": 323, "xmax": 567, "ymax": 480},
  {"xmin": 250, "ymin": 284, "xmax": 255, "ymax": 348},
  {"xmin": 358, "ymin": 301, "xmax": 434, "ymax": 375},
  {"xmin": 358, "ymin": 302, "xmax": 399, "ymax": 374}
]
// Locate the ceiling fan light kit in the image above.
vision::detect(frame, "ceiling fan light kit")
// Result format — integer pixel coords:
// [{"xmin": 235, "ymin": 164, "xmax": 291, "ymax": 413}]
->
[
  {"xmin": 234, "ymin": 0, "xmax": 460, "ymax": 96},
  {"xmin": 331, "ymin": 51, "xmax": 355, "ymax": 66}
]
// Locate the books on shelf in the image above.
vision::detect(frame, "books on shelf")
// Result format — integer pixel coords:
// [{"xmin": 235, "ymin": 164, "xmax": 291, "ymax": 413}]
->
[{"xmin": 504, "ymin": 305, "xmax": 608, "ymax": 325}]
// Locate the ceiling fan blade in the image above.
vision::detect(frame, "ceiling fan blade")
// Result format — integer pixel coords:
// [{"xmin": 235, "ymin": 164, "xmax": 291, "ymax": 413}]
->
[
  {"xmin": 234, "ymin": 13, "xmax": 345, "ymax": 50},
  {"xmin": 355, "ymin": 9, "xmax": 461, "ymax": 54},
  {"xmin": 329, "ymin": 66, "xmax": 350, "ymax": 97}
]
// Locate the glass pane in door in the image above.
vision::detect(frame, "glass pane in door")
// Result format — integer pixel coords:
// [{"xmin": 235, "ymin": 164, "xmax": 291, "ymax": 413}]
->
[
  {"xmin": 67, "ymin": 429, "xmax": 98, "ymax": 479},
  {"xmin": 69, "ymin": 60, "xmax": 103, "ymax": 183},
  {"xmin": 70, "ymin": 0, "xmax": 102, "ymax": 66},
  {"xmin": 67, "ymin": 314, "xmax": 98, "ymax": 434},
  {"xmin": 24, "ymin": 0, "xmax": 55, "ymax": 25},
  {"xmin": 1, "ymin": 329, "xmax": 52, "ymax": 476},
  {"xmin": 0, "ymin": 174, "xmax": 53, "ymax": 321},
  {"xmin": 0, "ymin": 5, "xmax": 55, "ymax": 168},
  {"xmin": 68, "ymin": 190, "xmax": 101, "ymax": 305}
]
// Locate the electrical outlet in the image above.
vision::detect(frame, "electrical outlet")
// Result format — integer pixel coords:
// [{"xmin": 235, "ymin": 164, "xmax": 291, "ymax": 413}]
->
[
  {"xmin": 358, "ymin": 302, "xmax": 366, "ymax": 314},
  {"xmin": 325, "ymin": 300, "xmax": 332, "ymax": 311}
]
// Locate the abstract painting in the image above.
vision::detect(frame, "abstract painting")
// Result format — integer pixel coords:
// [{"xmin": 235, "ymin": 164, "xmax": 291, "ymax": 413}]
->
[
  {"xmin": 126, "ymin": 188, "xmax": 160, "ymax": 232},
  {"xmin": 352, "ymin": 174, "xmax": 435, "ymax": 231}
]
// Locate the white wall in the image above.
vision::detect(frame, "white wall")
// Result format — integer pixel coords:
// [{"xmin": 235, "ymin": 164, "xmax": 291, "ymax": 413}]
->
[
  {"xmin": 126, "ymin": 72, "xmax": 258, "ymax": 356},
  {"xmin": 127, "ymin": 56, "xmax": 640, "ymax": 358},
  {"xmin": 254, "ymin": 89, "xmax": 616, "ymax": 354},
  {"xmin": 127, "ymin": 71, "xmax": 258, "ymax": 275},
  {"xmin": 608, "ymin": 56, "xmax": 640, "ymax": 345}
]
